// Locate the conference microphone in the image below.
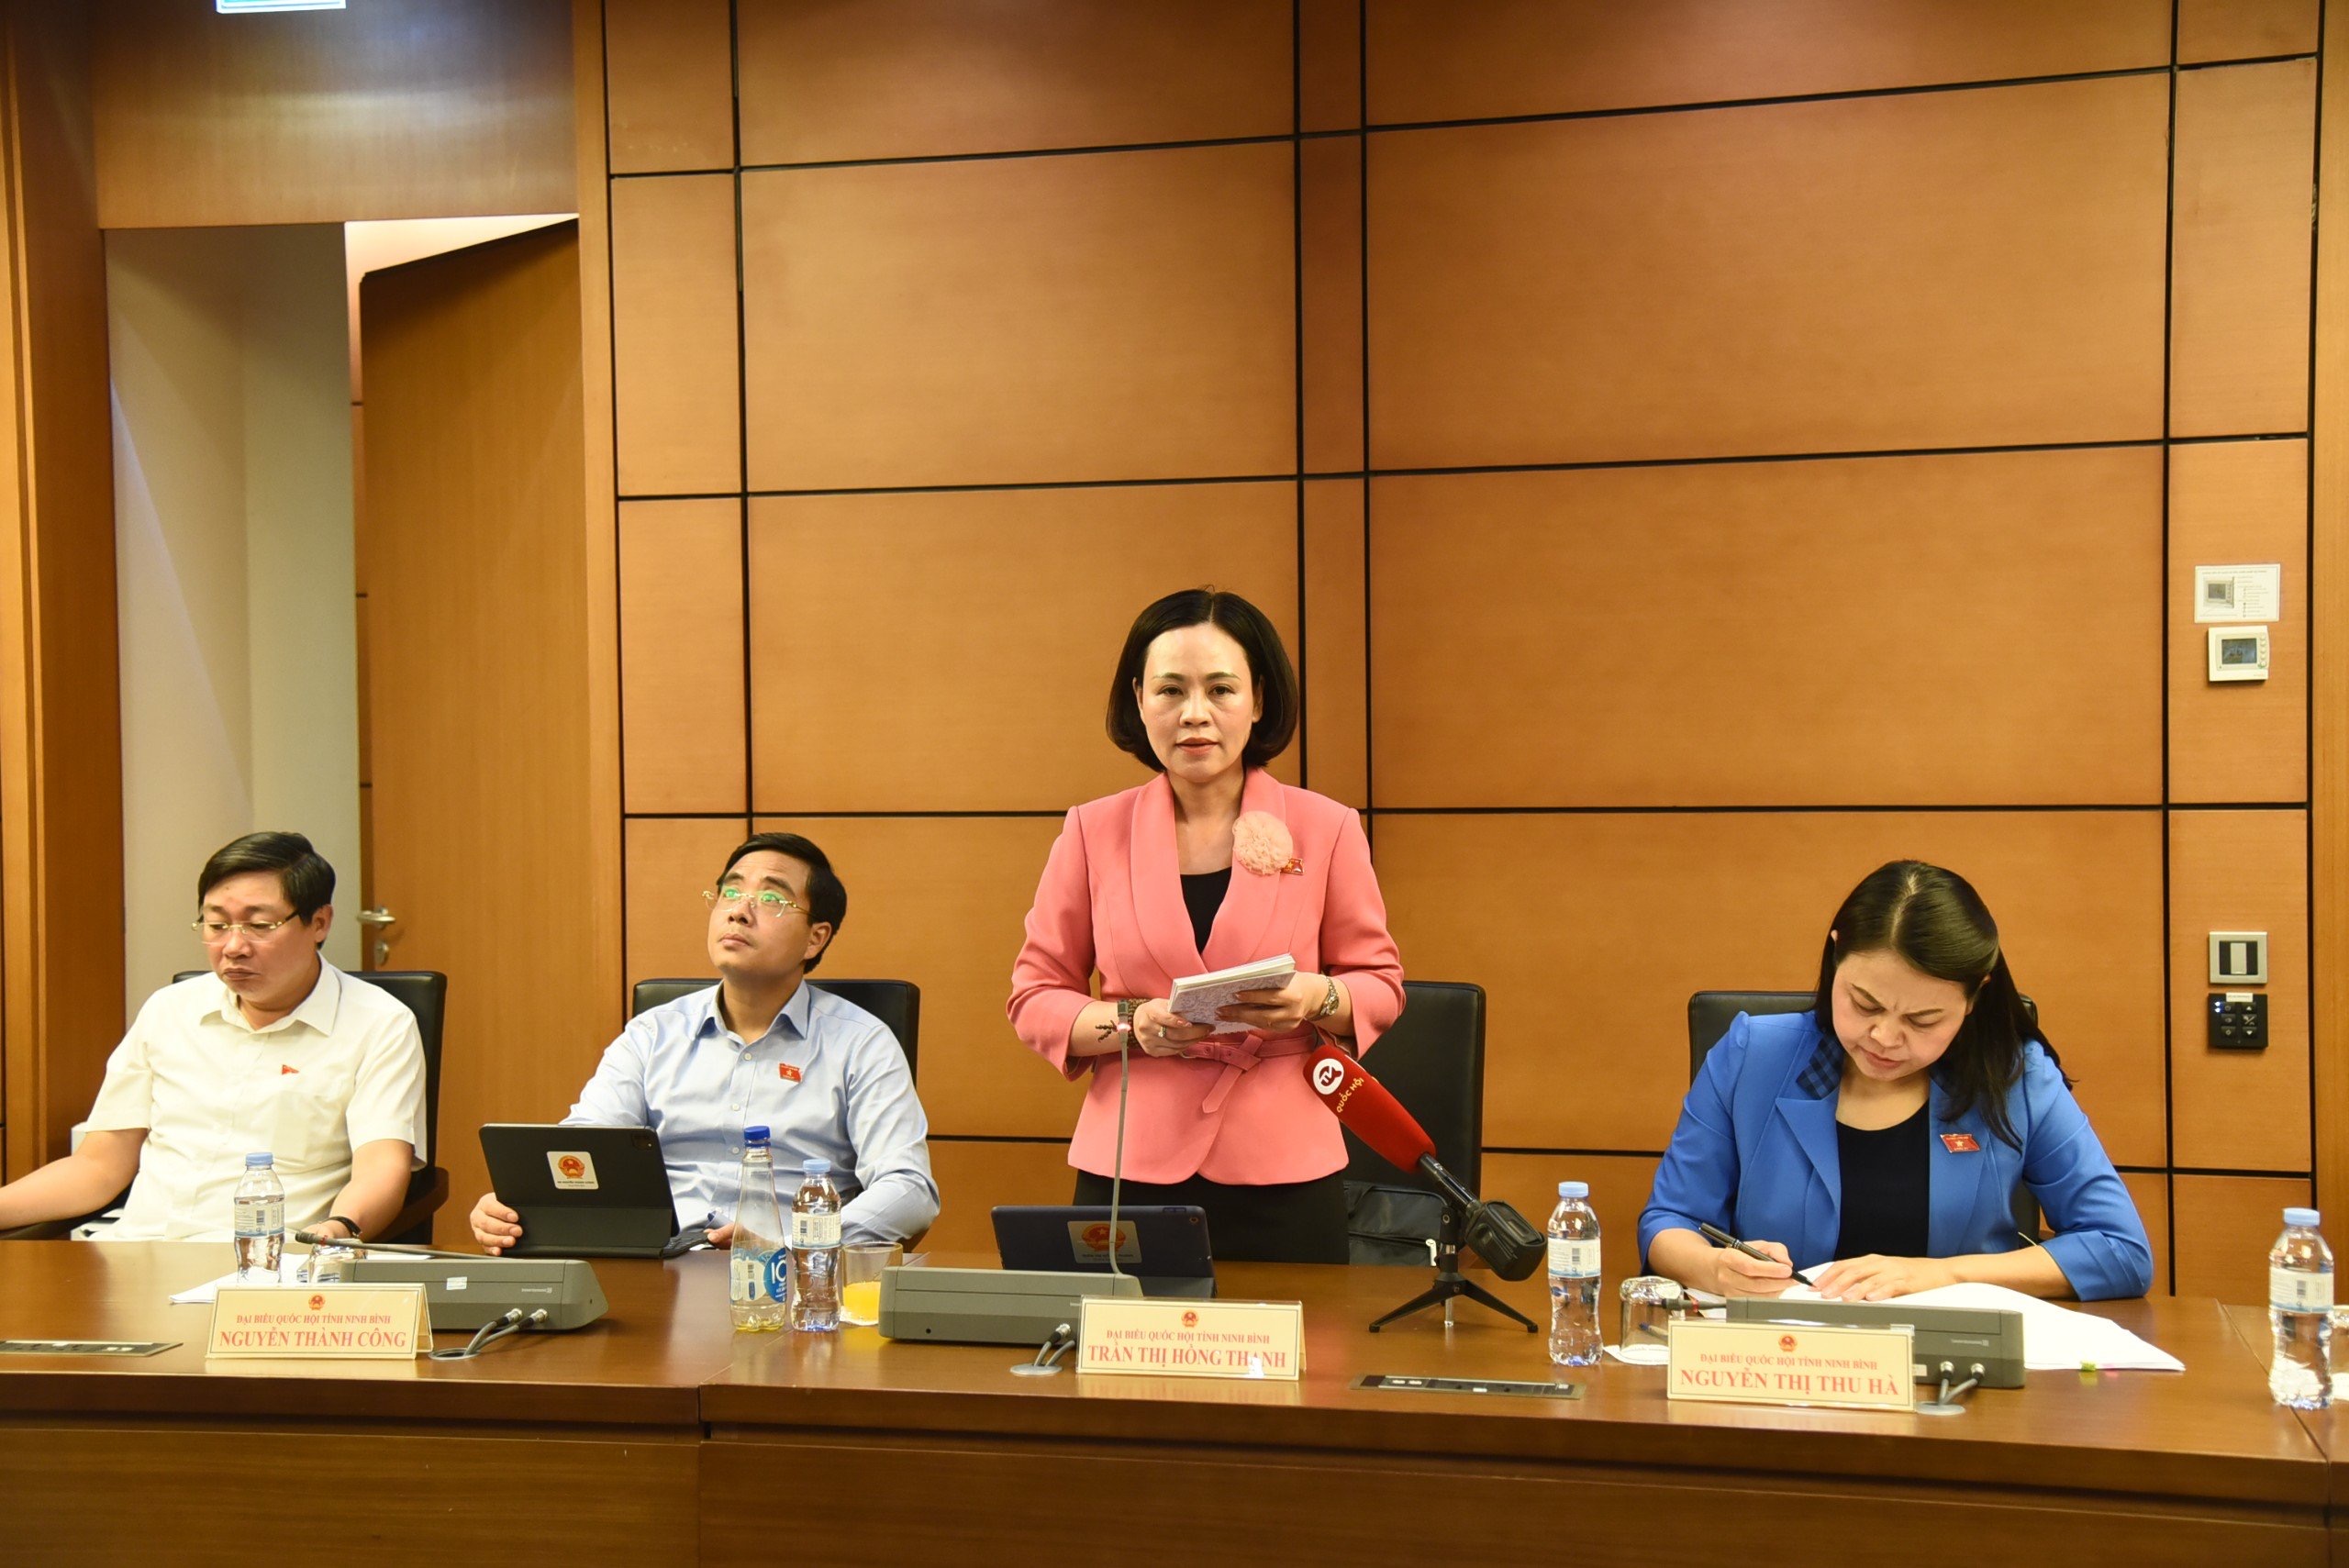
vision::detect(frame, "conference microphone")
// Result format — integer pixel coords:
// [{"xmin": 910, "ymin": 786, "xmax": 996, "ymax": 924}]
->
[
  {"xmin": 1304, "ymin": 1042, "xmax": 1546, "ymax": 1280},
  {"xmin": 292, "ymin": 1230, "xmax": 476, "ymax": 1261}
]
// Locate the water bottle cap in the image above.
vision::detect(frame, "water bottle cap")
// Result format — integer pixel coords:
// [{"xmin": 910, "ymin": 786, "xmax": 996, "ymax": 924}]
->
[
  {"xmin": 1557, "ymin": 1181, "xmax": 1587, "ymax": 1199},
  {"xmin": 244, "ymin": 1151, "xmax": 273, "ymax": 1168},
  {"xmin": 743, "ymin": 1127, "xmax": 771, "ymax": 1146},
  {"xmin": 802, "ymin": 1158, "xmax": 832, "ymax": 1176},
  {"xmin": 2286, "ymin": 1207, "xmax": 2321, "ymax": 1228}
]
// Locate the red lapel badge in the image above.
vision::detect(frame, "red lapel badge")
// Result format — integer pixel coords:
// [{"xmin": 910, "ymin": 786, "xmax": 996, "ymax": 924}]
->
[
  {"xmin": 279, "ymin": 1064, "xmax": 299, "ymax": 1075},
  {"xmin": 777, "ymin": 1063, "xmax": 802, "ymax": 1084},
  {"xmin": 1941, "ymin": 1132, "xmax": 1980, "ymax": 1153}
]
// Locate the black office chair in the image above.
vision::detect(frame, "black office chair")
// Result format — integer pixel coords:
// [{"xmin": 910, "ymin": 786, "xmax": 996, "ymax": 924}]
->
[
  {"xmin": 1341, "ymin": 980, "xmax": 1485, "ymax": 1266},
  {"xmin": 1686, "ymin": 988, "xmax": 2040, "ymax": 1238},
  {"xmin": 0, "ymin": 969, "xmax": 450, "ymax": 1244},
  {"xmin": 629, "ymin": 976, "xmax": 919, "ymax": 1081}
]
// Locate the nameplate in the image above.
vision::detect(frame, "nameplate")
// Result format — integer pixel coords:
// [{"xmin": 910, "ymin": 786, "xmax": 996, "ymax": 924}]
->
[
  {"xmin": 207, "ymin": 1284, "xmax": 430, "ymax": 1360},
  {"xmin": 1077, "ymin": 1296, "xmax": 1304, "ymax": 1381},
  {"xmin": 1665, "ymin": 1318, "xmax": 1913, "ymax": 1411}
]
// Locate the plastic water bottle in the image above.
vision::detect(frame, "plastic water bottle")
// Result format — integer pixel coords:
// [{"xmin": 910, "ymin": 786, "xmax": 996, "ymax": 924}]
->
[
  {"xmin": 729, "ymin": 1128, "xmax": 787, "ymax": 1332},
  {"xmin": 232, "ymin": 1151, "xmax": 285, "ymax": 1283},
  {"xmin": 790, "ymin": 1157, "xmax": 842, "ymax": 1333},
  {"xmin": 1546, "ymin": 1180, "xmax": 1601, "ymax": 1366},
  {"xmin": 2269, "ymin": 1206, "xmax": 2333, "ymax": 1409}
]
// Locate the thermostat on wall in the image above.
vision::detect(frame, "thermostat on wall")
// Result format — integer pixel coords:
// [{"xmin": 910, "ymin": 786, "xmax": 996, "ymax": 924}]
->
[{"xmin": 2207, "ymin": 625, "xmax": 2269, "ymax": 683}]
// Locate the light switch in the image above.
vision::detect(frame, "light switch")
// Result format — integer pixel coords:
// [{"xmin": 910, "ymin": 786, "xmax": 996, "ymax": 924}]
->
[{"xmin": 2209, "ymin": 931, "xmax": 2268, "ymax": 984}]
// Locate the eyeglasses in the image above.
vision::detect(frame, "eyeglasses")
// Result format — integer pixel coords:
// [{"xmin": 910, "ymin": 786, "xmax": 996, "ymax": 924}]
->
[
  {"xmin": 703, "ymin": 886, "xmax": 805, "ymax": 919},
  {"xmin": 191, "ymin": 917, "xmax": 298, "ymax": 943}
]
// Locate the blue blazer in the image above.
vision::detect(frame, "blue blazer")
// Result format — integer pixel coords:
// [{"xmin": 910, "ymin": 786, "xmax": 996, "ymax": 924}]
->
[{"xmin": 1639, "ymin": 1010, "xmax": 2153, "ymax": 1301}]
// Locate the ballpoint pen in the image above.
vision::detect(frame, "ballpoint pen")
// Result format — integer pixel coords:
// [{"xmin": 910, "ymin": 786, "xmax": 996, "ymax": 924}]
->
[{"xmin": 1698, "ymin": 1221, "xmax": 1817, "ymax": 1287}]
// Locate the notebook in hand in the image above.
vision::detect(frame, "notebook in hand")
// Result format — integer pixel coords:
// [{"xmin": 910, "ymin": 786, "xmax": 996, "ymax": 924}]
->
[{"xmin": 1166, "ymin": 953, "xmax": 1296, "ymax": 1035}]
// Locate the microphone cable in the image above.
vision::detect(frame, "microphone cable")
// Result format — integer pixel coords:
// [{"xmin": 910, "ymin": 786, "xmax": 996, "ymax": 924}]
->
[
  {"xmin": 428, "ymin": 1307, "xmax": 551, "ymax": 1362},
  {"xmin": 1107, "ymin": 1020, "xmax": 1130, "ymax": 1287}
]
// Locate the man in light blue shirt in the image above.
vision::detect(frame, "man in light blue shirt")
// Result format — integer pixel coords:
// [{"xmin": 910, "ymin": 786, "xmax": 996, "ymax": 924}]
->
[{"xmin": 469, "ymin": 832, "xmax": 938, "ymax": 1250}]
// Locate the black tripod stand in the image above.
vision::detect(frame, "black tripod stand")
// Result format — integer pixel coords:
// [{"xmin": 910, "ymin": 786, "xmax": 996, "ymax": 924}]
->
[{"xmin": 1367, "ymin": 1200, "xmax": 1539, "ymax": 1333}]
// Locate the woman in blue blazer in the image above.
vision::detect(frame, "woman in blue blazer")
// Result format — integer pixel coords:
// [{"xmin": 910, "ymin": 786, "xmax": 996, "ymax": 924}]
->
[{"xmin": 1642, "ymin": 861, "xmax": 2153, "ymax": 1302}]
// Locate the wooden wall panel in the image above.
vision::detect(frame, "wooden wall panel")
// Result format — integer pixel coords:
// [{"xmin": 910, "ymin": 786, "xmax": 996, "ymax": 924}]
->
[
  {"xmin": 751, "ymin": 815, "xmax": 1084, "ymax": 1140},
  {"xmin": 1299, "ymin": 0, "xmax": 1363, "ymax": 134},
  {"xmin": 2170, "ymin": 809, "xmax": 2310, "ymax": 1172},
  {"xmin": 619, "ymin": 499, "xmax": 745, "ymax": 815},
  {"xmin": 1300, "ymin": 135, "xmax": 1364, "ymax": 474},
  {"xmin": 1485, "ymin": 1153, "xmax": 1659, "ymax": 1281},
  {"xmin": 2170, "ymin": 61, "xmax": 2318, "ymax": 438},
  {"xmin": 740, "ymin": 144, "xmax": 1296, "ymax": 491},
  {"xmin": 575, "ymin": 0, "xmax": 628, "ymax": 1110},
  {"xmin": 2177, "ymin": 0, "xmax": 2322, "ymax": 64},
  {"xmin": 624, "ymin": 816, "xmax": 747, "ymax": 989},
  {"xmin": 612, "ymin": 174, "xmax": 740, "ymax": 495},
  {"xmin": 1302, "ymin": 480, "xmax": 1368, "ymax": 808},
  {"xmin": 924, "ymin": 1139, "xmax": 1081, "ymax": 1253},
  {"xmin": 736, "ymin": 0, "xmax": 1289, "ymax": 166},
  {"xmin": 2174, "ymin": 1173, "xmax": 2310, "ymax": 1301},
  {"xmin": 1365, "ymin": 1, "xmax": 2169, "ymax": 128},
  {"xmin": 746, "ymin": 484, "xmax": 1297, "ymax": 814},
  {"xmin": 2121, "ymin": 1170, "xmax": 2174, "ymax": 1296},
  {"xmin": 1, "ymin": 3, "xmax": 124, "ymax": 1173},
  {"xmin": 603, "ymin": 0, "xmax": 733, "ymax": 174},
  {"xmin": 1370, "ymin": 451, "xmax": 2164, "ymax": 808},
  {"xmin": 2168, "ymin": 439, "xmax": 2308, "ymax": 803},
  {"xmin": 93, "ymin": 0, "xmax": 574, "ymax": 228},
  {"xmin": 1368, "ymin": 76, "xmax": 2168, "ymax": 470},
  {"xmin": 1377, "ymin": 812, "xmax": 2167, "ymax": 1163}
]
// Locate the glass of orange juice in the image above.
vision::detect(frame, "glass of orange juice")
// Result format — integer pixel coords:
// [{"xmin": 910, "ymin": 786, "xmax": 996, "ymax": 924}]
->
[{"xmin": 841, "ymin": 1240, "xmax": 901, "ymax": 1326}]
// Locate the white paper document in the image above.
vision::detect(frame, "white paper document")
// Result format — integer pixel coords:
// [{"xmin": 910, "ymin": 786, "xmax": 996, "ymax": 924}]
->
[
  {"xmin": 170, "ymin": 1257, "xmax": 309, "ymax": 1305},
  {"xmin": 1166, "ymin": 954, "xmax": 1297, "ymax": 1036}
]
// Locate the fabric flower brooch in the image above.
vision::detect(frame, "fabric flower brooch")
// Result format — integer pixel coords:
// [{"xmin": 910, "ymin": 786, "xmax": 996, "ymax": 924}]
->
[{"xmin": 1233, "ymin": 811, "xmax": 1304, "ymax": 876}]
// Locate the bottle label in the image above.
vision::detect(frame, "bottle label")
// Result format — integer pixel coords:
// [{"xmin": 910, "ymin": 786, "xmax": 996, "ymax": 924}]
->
[
  {"xmin": 233, "ymin": 1197, "xmax": 284, "ymax": 1239},
  {"xmin": 792, "ymin": 1212, "xmax": 842, "ymax": 1249},
  {"xmin": 1548, "ymin": 1238, "xmax": 1599, "ymax": 1278},
  {"xmin": 2271, "ymin": 1266, "xmax": 2334, "ymax": 1312},
  {"xmin": 732, "ymin": 1251, "xmax": 783, "ymax": 1305}
]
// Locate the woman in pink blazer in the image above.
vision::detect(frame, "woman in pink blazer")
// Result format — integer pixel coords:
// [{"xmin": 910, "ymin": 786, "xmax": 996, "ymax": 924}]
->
[{"xmin": 1008, "ymin": 588, "xmax": 1405, "ymax": 1262}]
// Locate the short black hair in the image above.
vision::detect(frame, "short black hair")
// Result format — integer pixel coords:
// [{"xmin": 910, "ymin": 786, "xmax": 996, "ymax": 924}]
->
[
  {"xmin": 1105, "ymin": 587, "xmax": 1298, "ymax": 773},
  {"xmin": 718, "ymin": 831, "xmax": 847, "ymax": 972},
  {"xmin": 198, "ymin": 831, "xmax": 335, "ymax": 923}
]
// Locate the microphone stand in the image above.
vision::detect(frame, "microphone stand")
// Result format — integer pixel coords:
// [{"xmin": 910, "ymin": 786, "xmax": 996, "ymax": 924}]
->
[{"xmin": 1366, "ymin": 1195, "xmax": 1539, "ymax": 1335}]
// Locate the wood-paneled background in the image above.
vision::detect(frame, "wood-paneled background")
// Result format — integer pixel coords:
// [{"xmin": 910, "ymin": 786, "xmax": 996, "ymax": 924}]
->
[{"xmin": 585, "ymin": 0, "xmax": 2326, "ymax": 1297}]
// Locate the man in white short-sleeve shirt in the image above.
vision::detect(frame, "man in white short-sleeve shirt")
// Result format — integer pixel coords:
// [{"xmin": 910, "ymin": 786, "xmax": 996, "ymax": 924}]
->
[{"xmin": 0, "ymin": 831, "xmax": 427, "ymax": 1242}]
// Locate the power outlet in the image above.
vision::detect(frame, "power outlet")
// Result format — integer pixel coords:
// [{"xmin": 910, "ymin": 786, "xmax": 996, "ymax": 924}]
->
[{"xmin": 2209, "ymin": 992, "xmax": 2268, "ymax": 1051}]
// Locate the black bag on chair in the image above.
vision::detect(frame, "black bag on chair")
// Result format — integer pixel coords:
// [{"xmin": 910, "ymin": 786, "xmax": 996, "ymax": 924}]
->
[{"xmin": 1344, "ymin": 1180, "xmax": 1443, "ymax": 1267}]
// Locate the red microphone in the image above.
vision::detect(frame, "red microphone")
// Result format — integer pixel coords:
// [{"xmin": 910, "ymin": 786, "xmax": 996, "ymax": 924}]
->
[
  {"xmin": 1307, "ymin": 1041, "xmax": 1436, "ymax": 1173},
  {"xmin": 1304, "ymin": 1041, "xmax": 1545, "ymax": 1281}
]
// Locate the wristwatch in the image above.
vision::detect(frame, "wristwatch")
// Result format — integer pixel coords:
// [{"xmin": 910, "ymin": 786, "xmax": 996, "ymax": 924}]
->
[
  {"xmin": 1115, "ymin": 996, "xmax": 1141, "ymax": 1044},
  {"xmin": 1315, "ymin": 976, "xmax": 1341, "ymax": 1020}
]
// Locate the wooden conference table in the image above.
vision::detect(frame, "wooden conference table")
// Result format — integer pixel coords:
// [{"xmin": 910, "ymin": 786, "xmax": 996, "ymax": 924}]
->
[{"xmin": 0, "ymin": 1242, "xmax": 2329, "ymax": 1566}]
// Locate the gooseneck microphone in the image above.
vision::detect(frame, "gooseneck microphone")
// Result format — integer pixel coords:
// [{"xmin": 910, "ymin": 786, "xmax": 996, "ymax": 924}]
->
[{"xmin": 1305, "ymin": 1042, "xmax": 1545, "ymax": 1281}]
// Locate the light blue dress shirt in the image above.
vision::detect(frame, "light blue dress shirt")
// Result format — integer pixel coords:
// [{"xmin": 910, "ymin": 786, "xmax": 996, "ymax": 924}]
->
[{"xmin": 562, "ymin": 980, "xmax": 939, "ymax": 1243}]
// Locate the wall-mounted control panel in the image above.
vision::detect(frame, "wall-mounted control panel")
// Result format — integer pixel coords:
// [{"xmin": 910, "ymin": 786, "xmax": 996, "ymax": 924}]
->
[{"xmin": 2209, "ymin": 992, "xmax": 2268, "ymax": 1051}]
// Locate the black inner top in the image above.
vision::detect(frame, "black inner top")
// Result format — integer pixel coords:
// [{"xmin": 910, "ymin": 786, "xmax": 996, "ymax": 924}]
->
[
  {"xmin": 1833, "ymin": 1099, "xmax": 1932, "ymax": 1261},
  {"xmin": 1180, "ymin": 868, "xmax": 1230, "ymax": 955}
]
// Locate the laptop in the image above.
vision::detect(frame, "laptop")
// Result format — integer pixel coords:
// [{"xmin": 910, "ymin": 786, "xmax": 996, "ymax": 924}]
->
[
  {"xmin": 991, "ymin": 1204, "xmax": 1217, "ymax": 1299},
  {"xmin": 479, "ymin": 1124, "xmax": 680, "ymax": 1259}
]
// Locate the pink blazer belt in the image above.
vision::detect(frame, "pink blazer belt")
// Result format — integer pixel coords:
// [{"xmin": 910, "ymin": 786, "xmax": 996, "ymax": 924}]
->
[{"xmin": 1185, "ymin": 1032, "xmax": 1316, "ymax": 1114}]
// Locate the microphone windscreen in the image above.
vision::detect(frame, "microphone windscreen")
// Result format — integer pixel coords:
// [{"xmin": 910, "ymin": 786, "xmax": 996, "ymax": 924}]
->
[{"xmin": 1304, "ymin": 1041, "xmax": 1437, "ymax": 1174}]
